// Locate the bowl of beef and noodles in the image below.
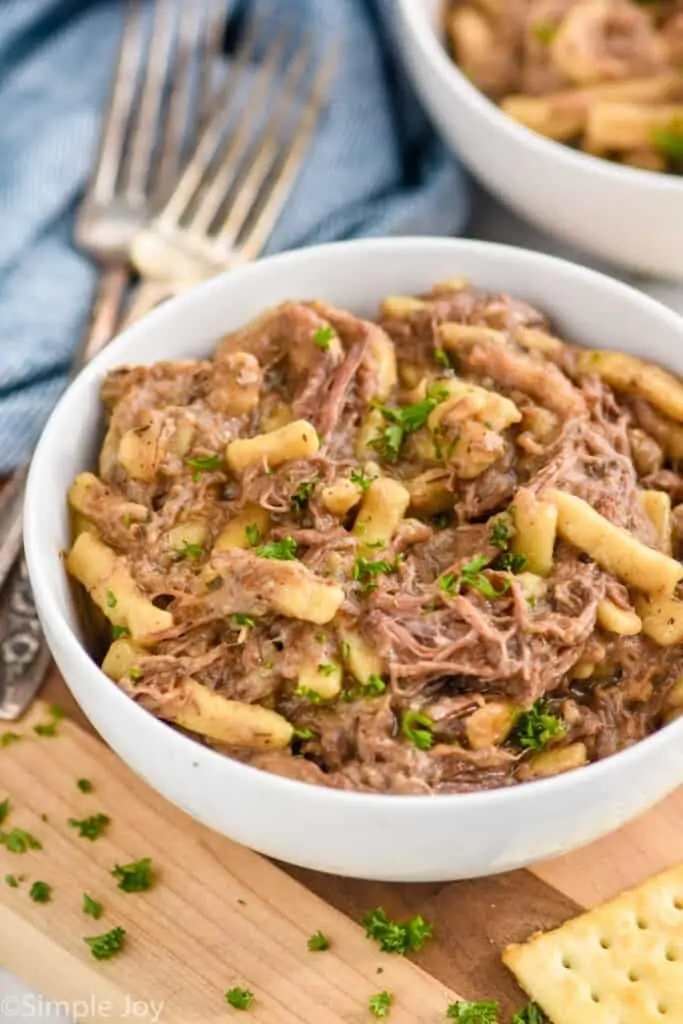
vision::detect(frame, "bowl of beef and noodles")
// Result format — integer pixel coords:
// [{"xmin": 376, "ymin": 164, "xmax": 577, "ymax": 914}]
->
[
  {"xmin": 25, "ymin": 238, "xmax": 683, "ymax": 881},
  {"xmin": 397, "ymin": 0, "xmax": 683, "ymax": 279}
]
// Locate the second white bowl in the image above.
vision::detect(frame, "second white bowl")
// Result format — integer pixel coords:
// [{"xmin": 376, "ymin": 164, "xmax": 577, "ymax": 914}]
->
[{"xmin": 397, "ymin": 0, "xmax": 683, "ymax": 281}]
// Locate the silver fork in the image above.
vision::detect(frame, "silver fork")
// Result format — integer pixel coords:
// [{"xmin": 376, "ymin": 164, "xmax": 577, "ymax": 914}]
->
[
  {"xmin": 0, "ymin": 0, "xmax": 227, "ymax": 720},
  {"xmin": 124, "ymin": 19, "xmax": 338, "ymax": 324}
]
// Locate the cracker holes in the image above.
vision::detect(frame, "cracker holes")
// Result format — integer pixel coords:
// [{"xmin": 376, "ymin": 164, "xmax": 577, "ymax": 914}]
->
[
  {"xmin": 590, "ymin": 993, "xmax": 601, "ymax": 1004},
  {"xmin": 599, "ymin": 937, "xmax": 611, "ymax": 950},
  {"xmin": 636, "ymin": 916, "xmax": 649, "ymax": 930},
  {"xmin": 665, "ymin": 947, "xmax": 678, "ymax": 962},
  {"xmin": 628, "ymin": 969, "xmax": 640, "ymax": 983},
  {"xmin": 673, "ymin": 897, "xmax": 683, "ymax": 911},
  {"xmin": 658, "ymin": 1004, "xmax": 668, "ymax": 1016}
]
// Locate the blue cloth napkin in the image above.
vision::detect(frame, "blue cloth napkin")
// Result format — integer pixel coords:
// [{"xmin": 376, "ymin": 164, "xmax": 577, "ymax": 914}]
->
[{"xmin": 0, "ymin": 0, "xmax": 469, "ymax": 473}]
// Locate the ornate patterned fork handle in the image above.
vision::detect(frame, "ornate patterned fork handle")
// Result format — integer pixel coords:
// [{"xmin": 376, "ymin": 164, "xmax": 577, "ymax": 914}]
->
[{"xmin": 0, "ymin": 266, "xmax": 128, "ymax": 719}]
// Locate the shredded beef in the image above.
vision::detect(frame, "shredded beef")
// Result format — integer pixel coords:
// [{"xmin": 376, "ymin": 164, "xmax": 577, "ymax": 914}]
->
[{"xmin": 69, "ymin": 278, "xmax": 683, "ymax": 796}]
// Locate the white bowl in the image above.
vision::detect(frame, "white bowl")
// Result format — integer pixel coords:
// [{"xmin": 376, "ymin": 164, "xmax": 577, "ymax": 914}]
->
[
  {"xmin": 397, "ymin": 0, "xmax": 683, "ymax": 281},
  {"xmin": 25, "ymin": 238, "xmax": 683, "ymax": 882}
]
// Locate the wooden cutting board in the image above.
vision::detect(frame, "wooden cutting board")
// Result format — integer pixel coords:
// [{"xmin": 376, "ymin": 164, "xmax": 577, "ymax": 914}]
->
[{"xmin": 1, "ymin": 671, "xmax": 682, "ymax": 1023}]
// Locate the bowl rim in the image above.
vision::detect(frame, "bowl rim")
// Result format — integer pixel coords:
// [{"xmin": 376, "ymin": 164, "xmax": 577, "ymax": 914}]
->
[
  {"xmin": 397, "ymin": 0, "xmax": 683, "ymax": 195},
  {"xmin": 25, "ymin": 235, "xmax": 683, "ymax": 816}
]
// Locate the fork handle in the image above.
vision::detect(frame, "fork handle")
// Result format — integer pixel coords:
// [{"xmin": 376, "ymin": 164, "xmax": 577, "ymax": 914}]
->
[
  {"xmin": 0, "ymin": 265, "xmax": 128, "ymax": 719},
  {"xmin": 71, "ymin": 263, "xmax": 129, "ymax": 373}
]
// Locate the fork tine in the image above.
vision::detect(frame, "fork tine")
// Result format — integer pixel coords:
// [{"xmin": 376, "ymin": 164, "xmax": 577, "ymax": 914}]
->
[
  {"xmin": 215, "ymin": 42, "xmax": 312, "ymax": 247},
  {"xmin": 153, "ymin": 3, "xmax": 206, "ymax": 201},
  {"xmin": 237, "ymin": 46, "xmax": 340, "ymax": 264},
  {"xmin": 123, "ymin": 0, "xmax": 177, "ymax": 206},
  {"xmin": 188, "ymin": 32, "xmax": 289, "ymax": 236},
  {"xmin": 157, "ymin": 12, "xmax": 262, "ymax": 228},
  {"xmin": 198, "ymin": 0, "xmax": 230, "ymax": 128},
  {"xmin": 82, "ymin": 0, "xmax": 145, "ymax": 209}
]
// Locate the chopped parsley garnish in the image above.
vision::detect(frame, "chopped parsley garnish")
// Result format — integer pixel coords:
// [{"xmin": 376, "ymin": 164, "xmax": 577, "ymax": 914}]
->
[
  {"xmin": 245, "ymin": 524, "xmax": 261, "ymax": 547},
  {"xmin": 515, "ymin": 701, "xmax": 565, "ymax": 751},
  {"xmin": 34, "ymin": 723, "xmax": 57, "ymax": 737},
  {"xmin": 230, "ymin": 613, "xmax": 256, "ymax": 629},
  {"xmin": 33, "ymin": 704, "xmax": 64, "ymax": 738},
  {"xmin": 30, "ymin": 881, "xmax": 51, "ymax": 903},
  {"xmin": 0, "ymin": 797, "xmax": 9, "ymax": 826},
  {"xmin": 401, "ymin": 710, "xmax": 435, "ymax": 751},
  {"xmin": 68, "ymin": 813, "xmax": 110, "ymax": 841},
  {"xmin": 350, "ymin": 467, "xmax": 376, "ymax": 492},
  {"xmin": 489, "ymin": 518, "xmax": 511, "ymax": 550},
  {"xmin": 175, "ymin": 542, "xmax": 204, "ymax": 561},
  {"xmin": 185, "ymin": 454, "xmax": 223, "ymax": 473},
  {"xmin": 369, "ymin": 990, "xmax": 394, "ymax": 1018},
  {"xmin": 255, "ymin": 537, "xmax": 298, "ymax": 561},
  {"xmin": 434, "ymin": 347, "xmax": 452, "ymax": 369},
  {"xmin": 433, "ymin": 510, "xmax": 451, "ymax": 530},
  {"xmin": 105, "ymin": 590, "xmax": 117, "ymax": 608},
  {"xmin": 84, "ymin": 926, "xmax": 126, "ymax": 960},
  {"xmin": 294, "ymin": 686, "xmax": 324, "ymax": 704},
  {"xmin": 291, "ymin": 479, "xmax": 316, "ymax": 514},
  {"xmin": 307, "ymin": 930, "xmax": 331, "ymax": 951},
  {"xmin": 225, "ymin": 987, "xmax": 255, "ymax": 1011},
  {"xmin": 318, "ymin": 663, "xmax": 336, "ymax": 677},
  {"xmin": 512, "ymin": 1005, "xmax": 549, "ymax": 1024},
  {"xmin": 362, "ymin": 907, "xmax": 434, "ymax": 954},
  {"xmin": 123, "ymin": 512, "xmax": 133, "ymax": 529},
  {"xmin": 493, "ymin": 551, "xmax": 527, "ymax": 574},
  {"xmin": 312, "ymin": 325, "xmax": 336, "ymax": 350},
  {"xmin": 129, "ymin": 668, "xmax": 142, "ymax": 680},
  {"xmin": 83, "ymin": 894, "xmax": 103, "ymax": 919},
  {"xmin": 0, "ymin": 732, "xmax": 21, "ymax": 748},
  {"xmin": 111, "ymin": 625, "xmax": 130, "ymax": 640},
  {"xmin": 293, "ymin": 727, "xmax": 315, "ymax": 741},
  {"xmin": 370, "ymin": 384, "xmax": 449, "ymax": 462},
  {"xmin": 447, "ymin": 1000, "xmax": 500, "ymax": 1022},
  {"xmin": 361, "ymin": 674, "xmax": 386, "ymax": 697},
  {"xmin": 77, "ymin": 778, "xmax": 94, "ymax": 793},
  {"xmin": 4, "ymin": 874, "xmax": 19, "ymax": 888},
  {"xmin": 1, "ymin": 829, "xmax": 42, "ymax": 853},
  {"xmin": 352, "ymin": 556, "xmax": 396, "ymax": 594},
  {"xmin": 652, "ymin": 125, "xmax": 683, "ymax": 162},
  {"xmin": 112, "ymin": 857, "xmax": 154, "ymax": 893},
  {"xmin": 439, "ymin": 555, "xmax": 510, "ymax": 600},
  {"xmin": 530, "ymin": 21, "xmax": 557, "ymax": 44}
]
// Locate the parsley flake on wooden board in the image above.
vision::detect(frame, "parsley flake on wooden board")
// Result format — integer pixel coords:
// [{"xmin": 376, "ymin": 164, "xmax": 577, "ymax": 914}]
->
[
  {"xmin": 307, "ymin": 930, "xmax": 331, "ymax": 952},
  {"xmin": 29, "ymin": 881, "xmax": 51, "ymax": 903},
  {"xmin": 33, "ymin": 705, "xmax": 64, "ymax": 738},
  {"xmin": 362, "ymin": 907, "xmax": 434, "ymax": 954},
  {"xmin": 0, "ymin": 732, "xmax": 22, "ymax": 748},
  {"xmin": 68, "ymin": 813, "xmax": 110, "ymax": 841},
  {"xmin": 225, "ymin": 987, "xmax": 255, "ymax": 1011},
  {"xmin": 83, "ymin": 894, "xmax": 104, "ymax": 919},
  {"xmin": 84, "ymin": 926, "xmax": 126, "ymax": 960},
  {"xmin": 369, "ymin": 990, "xmax": 393, "ymax": 1018},
  {"xmin": 447, "ymin": 999, "xmax": 500, "ymax": 1022},
  {"xmin": 111, "ymin": 857, "xmax": 154, "ymax": 892},
  {"xmin": 1, "ymin": 828, "xmax": 42, "ymax": 853}
]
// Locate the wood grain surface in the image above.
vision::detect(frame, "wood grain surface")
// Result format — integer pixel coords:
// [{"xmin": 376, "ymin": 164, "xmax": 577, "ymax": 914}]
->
[{"xmin": 1, "ymin": 669, "xmax": 681, "ymax": 1022}]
